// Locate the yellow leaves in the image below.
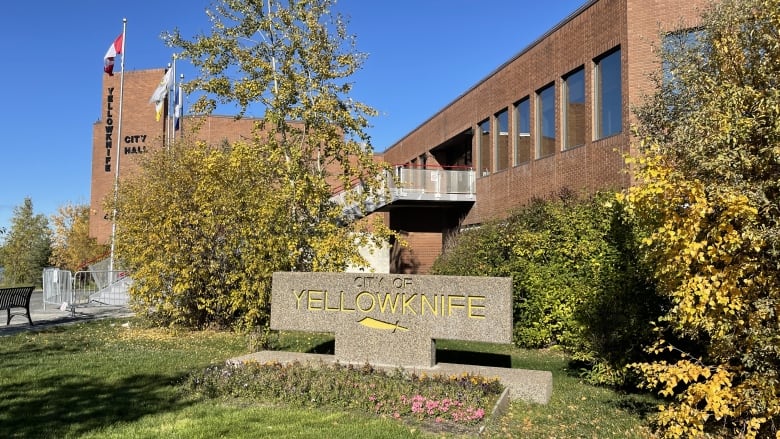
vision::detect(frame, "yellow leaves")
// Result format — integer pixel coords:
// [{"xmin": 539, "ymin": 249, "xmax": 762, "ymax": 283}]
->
[
  {"xmin": 623, "ymin": 145, "xmax": 780, "ymax": 437},
  {"xmin": 626, "ymin": 1, "xmax": 780, "ymax": 436},
  {"xmin": 635, "ymin": 333, "xmax": 780, "ymax": 438},
  {"xmin": 623, "ymin": 143, "xmax": 765, "ymax": 333},
  {"xmin": 632, "ymin": 354, "xmax": 749, "ymax": 438},
  {"xmin": 49, "ymin": 203, "xmax": 108, "ymax": 272}
]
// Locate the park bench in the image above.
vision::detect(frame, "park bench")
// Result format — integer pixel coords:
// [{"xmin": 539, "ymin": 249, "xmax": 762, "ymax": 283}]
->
[{"xmin": 0, "ymin": 286, "xmax": 35, "ymax": 326}]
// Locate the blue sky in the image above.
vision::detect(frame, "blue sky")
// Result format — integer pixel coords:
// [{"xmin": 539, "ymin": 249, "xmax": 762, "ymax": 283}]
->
[{"xmin": 0, "ymin": 0, "xmax": 585, "ymax": 232}]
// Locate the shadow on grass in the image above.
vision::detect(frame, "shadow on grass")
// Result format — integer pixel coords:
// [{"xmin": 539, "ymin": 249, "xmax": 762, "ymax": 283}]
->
[
  {"xmin": 0, "ymin": 372, "xmax": 192, "ymax": 439},
  {"xmin": 611, "ymin": 392, "xmax": 660, "ymax": 420},
  {"xmin": 303, "ymin": 340, "xmax": 514, "ymax": 368},
  {"xmin": 1, "ymin": 344, "xmax": 85, "ymax": 369},
  {"xmin": 306, "ymin": 339, "xmax": 335, "ymax": 354},
  {"xmin": 564, "ymin": 360, "xmax": 660, "ymax": 421},
  {"xmin": 435, "ymin": 349, "xmax": 512, "ymax": 368}
]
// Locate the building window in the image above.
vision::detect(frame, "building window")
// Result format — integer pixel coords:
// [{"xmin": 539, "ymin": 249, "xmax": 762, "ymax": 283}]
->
[
  {"xmin": 494, "ymin": 108, "xmax": 509, "ymax": 172},
  {"xmin": 536, "ymin": 83, "xmax": 556, "ymax": 158},
  {"xmin": 514, "ymin": 97, "xmax": 531, "ymax": 165},
  {"xmin": 478, "ymin": 119, "xmax": 491, "ymax": 176},
  {"xmin": 595, "ymin": 47, "xmax": 622, "ymax": 139},
  {"xmin": 563, "ymin": 67, "xmax": 585, "ymax": 149}
]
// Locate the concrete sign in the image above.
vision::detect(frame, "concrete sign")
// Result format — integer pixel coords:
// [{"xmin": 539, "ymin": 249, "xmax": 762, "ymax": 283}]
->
[{"xmin": 271, "ymin": 272, "xmax": 513, "ymax": 368}]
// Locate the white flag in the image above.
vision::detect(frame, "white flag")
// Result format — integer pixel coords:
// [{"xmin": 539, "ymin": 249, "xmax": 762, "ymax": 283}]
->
[{"xmin": 149, "ymin": 69, "xmax": 173, "ymax": 106}]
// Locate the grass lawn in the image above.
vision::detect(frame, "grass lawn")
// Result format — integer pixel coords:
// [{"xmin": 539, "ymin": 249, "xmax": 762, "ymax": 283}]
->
[
  {"xmin": 442, "ymin": 341, "xmax": 658, "ymax": 438},
  {"xmin": 0, "ymin": 318, "xmax": 657, "ymax": 438}
]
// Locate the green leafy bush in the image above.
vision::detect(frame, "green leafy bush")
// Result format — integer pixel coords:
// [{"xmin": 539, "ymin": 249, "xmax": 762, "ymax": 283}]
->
[{"xmin": 433, "ymin": 191, "xmax": 661, "ymax": 384}]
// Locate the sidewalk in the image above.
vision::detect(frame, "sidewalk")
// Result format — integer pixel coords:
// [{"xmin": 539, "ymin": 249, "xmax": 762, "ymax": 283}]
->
[{"xmin": 0, "ymin": 290, "xmax": 134, "ymax": 336}]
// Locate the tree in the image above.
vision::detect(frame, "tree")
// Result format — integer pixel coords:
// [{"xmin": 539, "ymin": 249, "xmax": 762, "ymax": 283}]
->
[
  {"xmin": 49, "ymin": 203, "xmax": 108, "ymax": 272},
  {"xmin": 163, "ymin": 0, "xmax": 385, "ymax": 213},
  {"xmin": 114, "ymin": 0, "xmax": 389, "ymax": 330},
  {"xmin": 0, "ymin": 198, "xmax": 51, "ymax": 286},
  {"xmin": 622, "ymin": 0, "xmax": 780, "ymax": 437}
]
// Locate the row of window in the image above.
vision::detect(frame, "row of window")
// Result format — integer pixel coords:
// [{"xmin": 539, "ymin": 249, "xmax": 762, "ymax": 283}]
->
[{"xmin": 477, "ymin": 47, "xmax": 622, "ymax": 175}]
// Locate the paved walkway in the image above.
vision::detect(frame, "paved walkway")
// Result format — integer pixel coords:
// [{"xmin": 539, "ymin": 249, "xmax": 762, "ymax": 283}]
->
[{"xmin": 0, "ymin": 290, "xmax": 134, "ymax": 336}]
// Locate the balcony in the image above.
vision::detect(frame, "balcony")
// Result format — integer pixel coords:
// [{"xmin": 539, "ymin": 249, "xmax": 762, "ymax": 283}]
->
[
  {"xmin": 332, "ymin": 165, "xmax": 476, "ymax": 222},
  {"xmin": 389, "ymin": 166, "xmax": 475, "ymax": 202}
]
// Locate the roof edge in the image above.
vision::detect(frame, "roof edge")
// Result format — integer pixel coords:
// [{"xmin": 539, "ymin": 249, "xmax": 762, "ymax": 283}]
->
[{"xmin": 382, "ymin": 0, "xmax": 598, "ymax": 152}]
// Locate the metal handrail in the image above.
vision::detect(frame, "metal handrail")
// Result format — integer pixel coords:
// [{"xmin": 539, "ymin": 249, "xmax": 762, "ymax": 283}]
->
[
  {"xmin": 390, "ymin": 166, "xmax": 476, "ymax": 196},
  {"xmin": 331, "ymin": 166, "xmax": 476, "ymax": 222}
]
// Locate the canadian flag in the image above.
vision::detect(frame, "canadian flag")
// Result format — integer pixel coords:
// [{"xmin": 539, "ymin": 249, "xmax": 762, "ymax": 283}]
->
[{"xmin": 104, "ymin": 34, "xmax": 123, "ymax": 76}]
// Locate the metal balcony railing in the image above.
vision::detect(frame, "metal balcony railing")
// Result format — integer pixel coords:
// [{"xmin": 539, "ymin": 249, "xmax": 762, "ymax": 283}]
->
[
  {"xmin": 388, "ymin": 166, "xmax": 476, "ymax": 201},
  {"xmin": 331, "ymin": 166, "xmax": 476, "ymax": 222}
]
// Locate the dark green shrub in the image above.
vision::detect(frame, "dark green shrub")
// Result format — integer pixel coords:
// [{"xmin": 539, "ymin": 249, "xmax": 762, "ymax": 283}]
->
[{"xmin": 433, "ymin": 191, "xmax": 662, "ymax": 385}]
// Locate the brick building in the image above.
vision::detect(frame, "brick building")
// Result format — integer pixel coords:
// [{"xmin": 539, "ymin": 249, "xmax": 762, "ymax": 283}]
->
[
  {"xmin": 90, "ymin": 69, "xmax": 263, "ymax": 243},
  {"xmin": 90, "ymin": 0, "xmax": 708, "ymax": 273},
  {"xmin": 377, "ymin": 0, "xmax": 709, "ymax": 273}
]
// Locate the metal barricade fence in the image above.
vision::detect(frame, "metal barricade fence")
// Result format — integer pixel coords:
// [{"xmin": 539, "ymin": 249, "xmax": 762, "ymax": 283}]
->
[
  {"xmin": 42, "ymin": 268, "xmax": 131, "ymax": 308},
  {"xmin": 76, "ymin": 270, "xmax": 131, "ymax": 306},
  {"xmin": 42, "ymin": 268, "xmax": 73, "ymax": 309}
]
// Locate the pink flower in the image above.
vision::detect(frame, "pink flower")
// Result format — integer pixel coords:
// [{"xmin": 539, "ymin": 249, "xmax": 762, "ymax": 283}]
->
[{"xmin": 410, "ymin": 395, "xmax": 426, "ymax": 414}]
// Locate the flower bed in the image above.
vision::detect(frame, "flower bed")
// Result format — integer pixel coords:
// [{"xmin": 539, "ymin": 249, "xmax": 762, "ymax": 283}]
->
[{"xmin": 184, "ymin": 360, "xmax": 504, "ymax": 432}]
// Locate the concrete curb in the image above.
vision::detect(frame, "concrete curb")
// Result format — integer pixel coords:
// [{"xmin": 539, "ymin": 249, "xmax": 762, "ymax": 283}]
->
[{"xmin": 231, "ymin": 350, "xmax": 553, "ymax": 405}]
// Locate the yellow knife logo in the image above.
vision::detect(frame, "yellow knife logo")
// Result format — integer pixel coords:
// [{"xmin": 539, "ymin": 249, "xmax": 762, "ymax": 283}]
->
[{"xmin": 358, "ymin": 317, "xmax": 409, "ymax": 332}]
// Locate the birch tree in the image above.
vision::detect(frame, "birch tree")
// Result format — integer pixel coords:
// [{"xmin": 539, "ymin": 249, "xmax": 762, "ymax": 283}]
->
[{"xmin": 114, "ymin": 0, "xmax": 389, "ymax": 330}]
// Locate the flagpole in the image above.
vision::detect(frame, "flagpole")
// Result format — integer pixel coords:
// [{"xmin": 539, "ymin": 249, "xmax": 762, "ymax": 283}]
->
[
  {"xmin": 178, "ymin": 73, "xmax": 184, "ymax": 134},
  {"xmin": 171, "ymin": 60, "xmax": 176, "ymax": 145},
  {"xmin": 167, "ymin": 56, "xmax": 176, "ymax": 148},
  {"xmin": 109, "ymin": 18, "xmax": 127, "ymax": 273},
  {"xmin": 268, "ymin": 0, "xmax": 278, "ymax": 95}
]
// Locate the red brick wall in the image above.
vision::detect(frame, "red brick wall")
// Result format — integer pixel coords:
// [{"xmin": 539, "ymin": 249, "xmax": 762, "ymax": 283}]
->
[
  {"xmin": 391, "ymin": 232, "xmax": 442, "ymax": 274},
  {"xmin": 90, "ymin": 70, "xmax": 273, "ymax": 244},
  {"xmin": 377, "ymin": 0, "xmax": 709, "ymax": 272},
  {"xmin": 91, "ymin": 69, "xmax": 167, "ymax": 244},
  {"xmin": 382, "ymin": 0, "xmax": 635, "ymax": 226},
  {"xmin": 90, "ymin": 69, "xmax": 380, "ymax": 245},
  {"xmin": 625, "ymin": 0, "xmax": 708, "ymax": 149}
]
